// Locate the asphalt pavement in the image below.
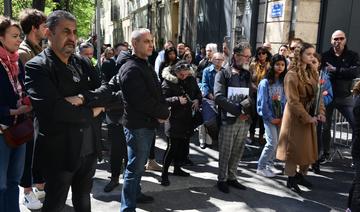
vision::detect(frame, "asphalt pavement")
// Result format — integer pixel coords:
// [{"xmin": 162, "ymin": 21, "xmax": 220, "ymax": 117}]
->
[{"xmin": 20, "ymin": 131, "xmax": 354, "ymax": 212}]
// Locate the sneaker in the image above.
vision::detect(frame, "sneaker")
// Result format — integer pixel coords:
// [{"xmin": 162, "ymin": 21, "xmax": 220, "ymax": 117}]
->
[
  {"xmin": 217, "ymin": 181, "xmax": 229, "ymax": 193},
  {"xmin": 256, "ymin": 168, "xmax": 275, "ymax": 178},
  {"xmin": 33, "ymin": 187, "xmax": 46, "ymax": 199},
  {"xmin": 136, "ymin": 193, "xmax": 154, "ymax": 204},
  {"xmin": 145, "ymin": 159, "xmax": 162, "ymax": 171},
  {"xmin": 266, "ymin": 165, "xmax": 283, "ymax": 175},
  {"xmin": 319, "ymin": 153, "xmax": 330, "ymax": 164},
  {"xmin": 23, "ymin": 191, "xmax": 43, "ymax": 210},
  {"xmin": 227, "ymin": 180, "xmax": 247, "ymax": 190}
]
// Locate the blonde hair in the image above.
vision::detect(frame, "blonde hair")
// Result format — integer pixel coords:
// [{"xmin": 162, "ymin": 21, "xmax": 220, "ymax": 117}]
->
[
  {"xmin": 289, "ymin": 42, "xmax": 318, "ymax": 84},
  {"xmin": 353, "ymin": 81, "xmax": 360, "ymax": 96}
]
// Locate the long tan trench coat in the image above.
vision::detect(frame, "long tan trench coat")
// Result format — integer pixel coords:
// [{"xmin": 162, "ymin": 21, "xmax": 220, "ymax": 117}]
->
[{"xmin": 276, "ymin": 70, "xmax": 325, "ymax": 165}]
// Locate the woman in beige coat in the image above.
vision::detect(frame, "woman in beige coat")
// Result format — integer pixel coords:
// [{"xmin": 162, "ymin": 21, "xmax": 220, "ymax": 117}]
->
[{"xmin": 277, "ymin": 42, "xmax": 326, "ymax": 193}]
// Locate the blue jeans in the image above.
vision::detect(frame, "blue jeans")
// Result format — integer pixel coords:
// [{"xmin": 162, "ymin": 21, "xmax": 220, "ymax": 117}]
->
[
  {"xmin": 0, "ymin": 135, "xmax": 26, "ymax": 212},
  {"xmin": 120, "ymin": 128, "xmax": 156, "ymax": 212},
  {"xmin": 258, "ymin": 121, "xmax": 280, "ymax": 170}
]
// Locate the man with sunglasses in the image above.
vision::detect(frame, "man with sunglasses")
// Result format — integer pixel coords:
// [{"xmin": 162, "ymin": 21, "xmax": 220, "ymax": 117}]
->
[{"xmin": 321, "ymin": 30, "xmax": 360, "ymax": 163}]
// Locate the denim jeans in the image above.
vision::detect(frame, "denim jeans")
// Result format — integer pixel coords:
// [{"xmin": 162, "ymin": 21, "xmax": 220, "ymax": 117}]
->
[
  {"xmin": 0, "ymin": 135, "xmax": 26, "ymax": 212},
  {"xmin": 258, "ymin": 121, "xmax": 280, "ymax": 170},
  {"xmin": 121, "ymin": 128, "xmax": 156, "ymax": 212}
]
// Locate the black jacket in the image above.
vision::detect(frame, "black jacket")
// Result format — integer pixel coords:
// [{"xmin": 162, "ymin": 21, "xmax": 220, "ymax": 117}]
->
[
  {"xmin": 25, "ymin": 48, "xmax": 110, "ymax": 172},
  {"xmin": 322, "ymin": 46, "xmax": 360, "ymax": 102},
  {"xmin": 0, "ymin": 60, "xmax": 26, "ymax": 127},
  {"xmin": 162, "ymin": 68, "xmax": 202, "ymax": 138},
  {"xmin": 105, "ymin": 54, "xmax": 169, "ymax": 129},
  {"xmin": 214, "ymin": 67, "xmax": 254, "ymax": 125}
]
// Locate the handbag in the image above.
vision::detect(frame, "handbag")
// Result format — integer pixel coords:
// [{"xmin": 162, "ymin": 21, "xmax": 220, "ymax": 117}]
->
[{"xmin": 0, "ymin": 118, "xmax": 34, "ymax": 148}]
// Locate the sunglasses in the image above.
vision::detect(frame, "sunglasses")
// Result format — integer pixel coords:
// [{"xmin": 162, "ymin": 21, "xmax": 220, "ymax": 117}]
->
[
  {"xmin": 333, "ymin": 37, "xmax": 345, "ymax": 41},
  {"xmin": 290, "ymin": 47, "xmax": 296, "ymax": 51},
  {"xmin": 175, "ymin": 63, "xmax": 190, "ymax": 70},
  {"xmin": 258, "ymin": 52, "xmax": 266, "ymax": 55}
]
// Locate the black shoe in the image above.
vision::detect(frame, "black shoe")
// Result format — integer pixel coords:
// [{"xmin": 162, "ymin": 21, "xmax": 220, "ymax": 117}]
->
[
  {"xmin": 103, "ymin": 179, "xmax": 119, "ymax": 192},
  {"xmin": 160, "ymin": 174, "xmax": 170, "ymax": 186},
  {"xmin": 287, "ymin": 176, "xmax": 301, "ymax": 194},
  {"xmin": 295, "ymin": 172, "xmax": 313, "ymax": 188},
  {"xmin": 227, "ymin": 180, "xmax": 247, "ymax": 190},
  {"xmin": 312, "ymin": 161, "xmax": 321, "ymax": 174},
  {"xmin": 183, "ymin": 158, "xmax": 194, "ymax": 166},
  {"xmin": 200, "ymin": 143, "xmax": 206, "ymax": 149},
  {"xmin": 173, "ymin": 168, "xmax": 190, "ymax": 177},
  {"xmin": 136, "ymin": 193, "xmax": 154, "ymax": 204},
  {"xmin": 217, "ymin": 181, "xmax": 229, "ymax": 193}
]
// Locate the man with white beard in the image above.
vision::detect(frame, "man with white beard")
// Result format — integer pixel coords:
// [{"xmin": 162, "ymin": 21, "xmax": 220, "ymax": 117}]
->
[{"xmin": 213, "ymin": 42, "xmax": 254, "ymax": 193}]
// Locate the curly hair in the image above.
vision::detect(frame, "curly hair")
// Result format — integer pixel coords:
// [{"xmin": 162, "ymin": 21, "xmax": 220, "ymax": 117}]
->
[{"xmin": 289, "ymin": 42, "xmax": 318, "ymax": 84}]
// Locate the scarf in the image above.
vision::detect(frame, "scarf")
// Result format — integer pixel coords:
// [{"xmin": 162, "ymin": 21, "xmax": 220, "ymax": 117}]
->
[{"xmin": 0, "ymin": 46, "xmax": 19, "ymax": 77}]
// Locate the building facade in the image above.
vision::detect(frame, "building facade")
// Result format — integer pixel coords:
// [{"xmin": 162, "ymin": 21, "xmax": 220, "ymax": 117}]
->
[{"xmin": 99, "ymin": 0, "xmax": 360, "ymax": 55}]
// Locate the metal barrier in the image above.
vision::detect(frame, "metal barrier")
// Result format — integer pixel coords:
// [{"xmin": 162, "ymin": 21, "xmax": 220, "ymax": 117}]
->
[{"xmin": 330, "ymin": 109, "xmax": 352, "ymax": 159}]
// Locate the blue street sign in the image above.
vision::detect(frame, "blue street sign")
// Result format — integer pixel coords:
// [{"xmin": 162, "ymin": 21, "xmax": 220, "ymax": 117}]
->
[{"xmin": 271, "ymin": 3, "xmax": 283, "ymax": 18}]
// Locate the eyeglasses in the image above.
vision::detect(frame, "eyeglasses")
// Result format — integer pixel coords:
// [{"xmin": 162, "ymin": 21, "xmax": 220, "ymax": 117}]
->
[
  {"xmin": 333, "ymin": 37, "xmax": 345, "ymax": 41},
  {"xmin": 258, "ymin": 52, "xmax": 266, "ymax": 55}
]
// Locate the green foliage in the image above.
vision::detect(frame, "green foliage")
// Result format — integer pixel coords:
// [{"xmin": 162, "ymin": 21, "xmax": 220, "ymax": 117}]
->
[
  {"xmin": 0, "ymin": 0, "xmax": 95, "ymax": 39},
  {"xmin": 69, "ymin": 0, "xmax": 95, "ymax": 38}
]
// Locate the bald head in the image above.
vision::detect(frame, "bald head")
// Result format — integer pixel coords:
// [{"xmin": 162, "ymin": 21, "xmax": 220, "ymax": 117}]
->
[{"xmin": 331, "ymin": 30, "xmax": 346, "ymax": 54}]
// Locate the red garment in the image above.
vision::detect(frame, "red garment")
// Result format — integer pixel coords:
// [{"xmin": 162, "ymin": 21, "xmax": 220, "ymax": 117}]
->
[{"xmin": 0, "ymin": 46, "xmax": 19, "ymax": 77}]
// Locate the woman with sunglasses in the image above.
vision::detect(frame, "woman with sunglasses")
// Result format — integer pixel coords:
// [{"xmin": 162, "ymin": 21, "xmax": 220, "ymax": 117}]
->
[
  {"xmin": 0, "ymin": 16, "xmax": 33, "ymax": 212},
  {"xmin": 249, "ymin": 47, "xmax": 272, "ymax": 144},
  {"xmin": 160, "ymin": 60, "xmax": 202, "ymax": 186}
]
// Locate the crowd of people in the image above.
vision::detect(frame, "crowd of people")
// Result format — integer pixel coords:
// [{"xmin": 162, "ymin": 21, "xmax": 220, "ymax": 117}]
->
[{"xmin": 0, "ymin": 8, "xmax": 359, "ymax": 212}]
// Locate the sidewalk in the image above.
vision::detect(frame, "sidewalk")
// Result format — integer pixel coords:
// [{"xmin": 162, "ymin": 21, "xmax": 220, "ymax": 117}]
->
[{"xmin": 20, "ymin": 133, "xmax": 353, "ymax": 212}]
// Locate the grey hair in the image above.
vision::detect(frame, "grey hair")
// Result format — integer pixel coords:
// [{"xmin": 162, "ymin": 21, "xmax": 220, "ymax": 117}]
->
[
  {"xmin": 131, "ymin": 28, "xmax": 151, "ymax": 41},
  {"xmin": 206, "ymin": 43, "xmax": 218, "ymax": 53},
  {"xmin": 46, "ymin": 10, "xmax": 76, "ymax": 32},
  {"xmin": 79, "ymin": 42, "xmax": 93, "ymax": 53},
  {"xmin": 233, "ymin": 42, "xmax": 251, "ymax": 54}
]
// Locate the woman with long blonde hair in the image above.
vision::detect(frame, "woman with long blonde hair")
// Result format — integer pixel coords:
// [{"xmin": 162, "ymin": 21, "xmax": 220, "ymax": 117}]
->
[{"xmin": 277, "ymin": 42, "xmax": 326, "ymax": 193}]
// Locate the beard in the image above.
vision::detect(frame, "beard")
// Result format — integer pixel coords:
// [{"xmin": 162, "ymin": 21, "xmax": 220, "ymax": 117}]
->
[{"xmin": 241, "ymin": 63, "xmax": 250, "ymax": 71}]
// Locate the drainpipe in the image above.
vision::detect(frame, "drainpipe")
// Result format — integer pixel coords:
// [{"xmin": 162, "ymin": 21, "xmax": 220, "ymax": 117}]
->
[
  {"xmin": 179, "ymin": 0, "xmax": 185, "ymax": 43},
  {"xmin": 262, "ymin": 0, "xmax": 269, "ymax": 44},
  {"xmin": 289, "ymin": 0, "xmax": 297, "ymax": 40},
  {"xmin": 317, "ymin": 0, "xmax": 327, "ymax": 52}
]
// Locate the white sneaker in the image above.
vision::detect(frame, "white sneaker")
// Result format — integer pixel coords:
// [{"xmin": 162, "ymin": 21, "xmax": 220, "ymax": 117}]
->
[
  {"xmin": 256, "ymin": 168, "xmax": 275, "ymax": 178},
  {"xmin": 267, "ymin": 165, "xmax": 282, "ymax": 175},
  {"xmin": 34, "ymin": 187, "xmax": 46, "ymax": 199},
  {"xmin": 23, "ymin": 191, "xmax": 43, "ymax": 210}
]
